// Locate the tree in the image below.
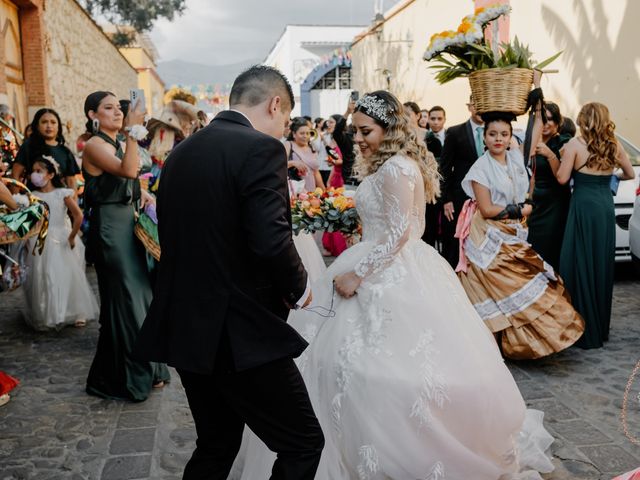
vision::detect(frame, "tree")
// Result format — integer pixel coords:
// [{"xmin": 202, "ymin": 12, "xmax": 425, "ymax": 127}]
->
[{"xmin": 81, "ymin": 0, "xmax": 186, "ymax": 34}]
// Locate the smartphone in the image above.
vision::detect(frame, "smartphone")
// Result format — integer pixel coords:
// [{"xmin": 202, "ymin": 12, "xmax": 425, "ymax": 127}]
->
[
  {"xmin": 350, "ymin": 91, "xmax": 359, "ymax": 102},
  {"xmin": 129, "ymin": 88, "xmax": 146, "ymax": 112}
]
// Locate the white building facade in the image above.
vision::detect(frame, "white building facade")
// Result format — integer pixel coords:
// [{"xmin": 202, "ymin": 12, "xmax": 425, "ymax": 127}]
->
[{"xmin": 264, "ymin": 25, "xmax": 365, "ymax": 118}]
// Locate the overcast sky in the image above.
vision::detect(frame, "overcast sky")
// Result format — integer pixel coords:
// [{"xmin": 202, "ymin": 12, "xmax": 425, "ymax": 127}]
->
[{"xmin": 150, "ymin": 0, "xmax": 400, "ymax": 65}]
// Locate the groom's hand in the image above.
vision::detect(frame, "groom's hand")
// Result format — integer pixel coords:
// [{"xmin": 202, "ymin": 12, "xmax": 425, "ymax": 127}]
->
[
  {"xmin": 284, "ymin": 291, "xmax": 313, "ymax": 310},
  {"xmin": 302, "ymin": 291, "xmax": 313, "ymax": 308}
]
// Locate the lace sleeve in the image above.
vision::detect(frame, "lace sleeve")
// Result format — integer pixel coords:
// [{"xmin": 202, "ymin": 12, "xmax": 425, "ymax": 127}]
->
[{"xmin": 354, "ymin": 157, "xmax": 418, "ymax": 279}]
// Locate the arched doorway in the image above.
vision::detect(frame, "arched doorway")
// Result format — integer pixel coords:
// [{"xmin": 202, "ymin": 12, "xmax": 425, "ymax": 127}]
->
[{"xmin": 300, "ymin": 63, "xmax": 353, "ymax": 119}]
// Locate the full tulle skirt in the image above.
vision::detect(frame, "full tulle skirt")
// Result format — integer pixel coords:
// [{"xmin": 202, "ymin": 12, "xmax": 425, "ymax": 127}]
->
[{"xmin": 231, "ymin": 239, "xmax": 553, "ymax": 479}]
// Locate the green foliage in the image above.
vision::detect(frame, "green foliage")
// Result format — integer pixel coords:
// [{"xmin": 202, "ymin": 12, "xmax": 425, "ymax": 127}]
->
[
  {"xmin": 428, "ymin": 36, "xmax": 562, "ymax": 84},
  {"xmin": 82, "ymin": 0, "xmax": 186, "ymax": 33}
]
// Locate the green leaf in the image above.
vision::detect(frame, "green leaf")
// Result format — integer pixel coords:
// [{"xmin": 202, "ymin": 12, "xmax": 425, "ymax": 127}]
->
[{"xmin": 534, "ymin": 50, "xmax": 563, "ymax": 70}]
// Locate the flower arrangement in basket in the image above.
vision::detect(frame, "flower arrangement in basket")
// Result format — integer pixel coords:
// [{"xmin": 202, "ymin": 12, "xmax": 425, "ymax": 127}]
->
[
  {"xmin": 423, "ymin": 3, "xmax": 561, "ymax": 114},
  {"xmin": 0, "ymin": 178, "xmax": 49, "ymax": 253},
  {"xmin": 134, "ymin": 203, "xmax": 160, "ymax": 261},
  {"xmin": 291, "ymin": 187, "xmax": 360, "ymax": 237}
]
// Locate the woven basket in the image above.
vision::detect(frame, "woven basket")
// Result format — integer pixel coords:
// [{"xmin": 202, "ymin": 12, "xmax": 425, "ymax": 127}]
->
[
  {"xmin": 0, "ymin": 178, "xmax": 47, "ymax": 245},
  {"xmin": 134, "ymin": 220, "xmax": 160, "ymax": 261},
  {"xmin": 469, "ymin": 68, "xmax": 533, "ymax": 115}
]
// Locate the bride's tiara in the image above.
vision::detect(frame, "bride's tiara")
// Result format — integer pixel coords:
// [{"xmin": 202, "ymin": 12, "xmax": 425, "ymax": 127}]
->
[{"xmin": 355, "ymin": 95, "xmax": 391, "ymax": 125}]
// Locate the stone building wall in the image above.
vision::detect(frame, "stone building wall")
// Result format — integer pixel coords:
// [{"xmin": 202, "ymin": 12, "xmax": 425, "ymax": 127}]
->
[{"xmin": 41, "ymin": 0, "xmax": 137, "ymax": 147}]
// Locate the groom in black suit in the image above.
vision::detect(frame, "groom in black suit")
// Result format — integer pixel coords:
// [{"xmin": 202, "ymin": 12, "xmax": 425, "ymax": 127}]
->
[{"xmin": 135, "ymin": 66, "xmax": 324, "ymax": 479}]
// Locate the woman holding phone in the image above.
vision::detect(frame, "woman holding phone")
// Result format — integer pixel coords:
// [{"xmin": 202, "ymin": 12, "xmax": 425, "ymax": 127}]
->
[{"xmin": 82, "ymin": 91, "xmax": 169, "ymax": 402}]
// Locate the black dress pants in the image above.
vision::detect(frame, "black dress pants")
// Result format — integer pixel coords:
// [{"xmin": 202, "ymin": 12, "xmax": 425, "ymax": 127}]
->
[
  {"xmin": 441, "ymin": 199, "xmax": 465, "ymax": 269},
  {"xmin": 422, "ymin": 201, "xmax": 443, "ymax": 252},
  {"xmin": 177, "ymin": 343, "xmax": 324, "ymax": 480}
]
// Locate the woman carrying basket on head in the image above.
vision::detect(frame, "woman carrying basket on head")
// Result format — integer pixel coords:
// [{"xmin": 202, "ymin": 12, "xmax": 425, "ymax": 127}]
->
[
  {"xmin": 81, "ymin": 91, "xmax": 169, "ymax": 402},
  {"xmin": 455, "ymin": 71, "xmax": 584, "ymax": 360}
]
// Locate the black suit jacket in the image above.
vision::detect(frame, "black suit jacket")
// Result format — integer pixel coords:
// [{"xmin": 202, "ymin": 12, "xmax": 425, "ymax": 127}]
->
[
  {"xmin": 440, "ymin": 120, "xmax": 479, "ymax": 206},
  {"xmin": 135, "ymin": 111, "xmax": 309, "ymax": 374}
]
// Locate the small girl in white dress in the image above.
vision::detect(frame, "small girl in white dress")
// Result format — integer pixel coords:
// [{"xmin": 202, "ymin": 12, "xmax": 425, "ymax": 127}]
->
[{"xmin": 23, "ymin": 155, "xmax": 98, "ymax": 330}]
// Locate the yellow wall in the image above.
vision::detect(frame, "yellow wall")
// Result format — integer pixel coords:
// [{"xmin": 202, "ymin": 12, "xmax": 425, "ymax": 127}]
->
[{"xmin": 351, "ymin": 0, "xmax": 640, "ymax": 145}]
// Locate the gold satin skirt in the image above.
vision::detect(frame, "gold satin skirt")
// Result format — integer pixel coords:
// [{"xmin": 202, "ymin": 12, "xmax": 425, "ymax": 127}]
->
[{"xmin": 458, "ymin": 212, "xmax": 584, "ymax": 360}]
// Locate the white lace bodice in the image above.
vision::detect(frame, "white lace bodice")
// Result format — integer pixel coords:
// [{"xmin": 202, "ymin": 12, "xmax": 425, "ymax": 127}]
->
[{"xmin": 354, "ymin": 155, "xmax": 425, "ymax": 279}]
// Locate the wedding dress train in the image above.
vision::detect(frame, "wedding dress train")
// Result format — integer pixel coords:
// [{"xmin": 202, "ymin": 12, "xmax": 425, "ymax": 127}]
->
[{"xmin": 232, "ymin": 156, "xmax": 553, "ymax": 479}]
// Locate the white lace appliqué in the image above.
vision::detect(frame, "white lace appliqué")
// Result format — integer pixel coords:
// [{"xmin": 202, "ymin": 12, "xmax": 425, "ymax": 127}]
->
[
  {"xmin": 357, "ymin": 444, "xmax": 379, "ymax": 480},
  {"xmin": 354, "ymin": 157, "xmax": 421, "ymax": 280},
  {"xmin": 424, "ymin": 461, "xmax": 445, "ymax": 480},
  {"xmin": 409, "ymin": 330, "xmax": 449, "ymax": 430}
]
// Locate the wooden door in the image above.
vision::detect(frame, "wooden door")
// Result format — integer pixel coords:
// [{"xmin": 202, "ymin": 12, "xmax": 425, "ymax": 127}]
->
[{"xmin": 0, "ymin": 0, "xmax": 26, "ymax": 133}]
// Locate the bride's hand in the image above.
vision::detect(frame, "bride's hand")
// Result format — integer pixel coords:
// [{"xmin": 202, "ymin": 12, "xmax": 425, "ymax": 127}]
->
[{"xmin": 334, "ymin": 271, "xmax": 361, "ymax": 298}]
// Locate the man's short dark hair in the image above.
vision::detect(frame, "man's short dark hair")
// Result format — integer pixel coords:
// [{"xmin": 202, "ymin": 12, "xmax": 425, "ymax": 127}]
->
[
  {"xmin": 429, "ymin": 106, "xmax": 446, "ymax": 116},
  {"xmin": 229, "ymin": 65, "xmax": 294, "ymax": 111}
]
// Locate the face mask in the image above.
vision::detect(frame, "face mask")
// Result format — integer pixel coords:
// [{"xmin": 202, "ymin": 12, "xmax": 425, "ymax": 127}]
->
[{"xmin": 30, "ymin": 172, "xmax": 48, "ymax": 188}]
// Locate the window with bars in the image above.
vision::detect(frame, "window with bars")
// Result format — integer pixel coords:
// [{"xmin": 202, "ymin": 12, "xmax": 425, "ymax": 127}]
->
[{"xmin": 312, "ymin": 66, "xmax": 351, "ymax": 90}]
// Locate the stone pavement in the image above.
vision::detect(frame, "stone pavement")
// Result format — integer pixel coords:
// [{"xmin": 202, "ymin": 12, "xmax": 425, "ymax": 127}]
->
[{"xmin": 0, "ymin": 266, "xmax": 639, "ymax": 480}]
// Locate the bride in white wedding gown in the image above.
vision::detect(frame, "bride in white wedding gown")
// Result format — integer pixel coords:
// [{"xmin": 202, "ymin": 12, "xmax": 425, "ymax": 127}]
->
[{"xmin": 232, "ymin": 92, "xmax": 554, "ymax": 480}]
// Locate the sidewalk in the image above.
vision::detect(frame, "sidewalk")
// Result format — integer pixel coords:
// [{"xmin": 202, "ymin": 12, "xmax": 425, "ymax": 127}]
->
[{"xmin": 0, "ymin": 267, "xmax": 639, "ymax": 479}]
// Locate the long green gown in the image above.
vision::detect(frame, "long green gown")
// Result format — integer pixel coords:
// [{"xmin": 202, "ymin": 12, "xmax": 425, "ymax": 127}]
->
[
  {"xmin": 527, "ymin": 133, "xmax": 572, "ymax": 270},
  {"xmin": 85, "ymin": 132, "xmax": 169, "ymax": 401},
  {"xmin": 559, "ymin": 171, "xmax": 615, "ymax": 349}
]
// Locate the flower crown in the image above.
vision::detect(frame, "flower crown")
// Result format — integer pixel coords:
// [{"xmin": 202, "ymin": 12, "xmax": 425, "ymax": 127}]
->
[
  {"xmin": 41, "ymin": 155, "xmax": 61, "ymax": 175},
  {"xmin": 355, "ymin": 95, "xmax": 391, "ymax": 125}
]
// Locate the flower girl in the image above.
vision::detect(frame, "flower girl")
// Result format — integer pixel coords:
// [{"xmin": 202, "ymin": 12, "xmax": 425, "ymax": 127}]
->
[{"xmin": 23, "ymin": 155, "xmax": 98, "ymax": 330}]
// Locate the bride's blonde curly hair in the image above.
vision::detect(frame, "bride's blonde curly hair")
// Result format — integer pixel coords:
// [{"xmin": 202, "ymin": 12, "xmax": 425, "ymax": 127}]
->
[
  {"xmin": 577, "ymin": 102, "xmax": 619, "ymax": 171},
  {"xmin": 352, "ymin": 91, "xmax": 440, "ymax": 203}
]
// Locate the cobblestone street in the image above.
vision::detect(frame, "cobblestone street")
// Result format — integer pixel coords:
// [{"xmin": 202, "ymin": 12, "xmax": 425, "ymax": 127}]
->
[{"xmin": 1, "ymin": 265, "xmax": 639, "ymax": 480}]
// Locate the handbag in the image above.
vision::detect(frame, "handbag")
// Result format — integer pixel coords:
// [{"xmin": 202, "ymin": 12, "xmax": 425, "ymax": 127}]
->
[{"xmin": 287, "ymin": 142, "xmax": 302, "ymax": 181}]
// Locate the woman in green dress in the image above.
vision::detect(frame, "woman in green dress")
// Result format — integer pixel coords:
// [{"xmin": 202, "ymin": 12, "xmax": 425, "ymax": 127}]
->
[
  {"xmin": 527, "ymin": 102, "xmax": 573, "ymax": 270},
  {"xmin": 556, "ymin": 102, "xmax": 635, "ymax": 349},
  {"xmin": 82, "ymin": 91, "xmax": 170, "ymax": 401}
]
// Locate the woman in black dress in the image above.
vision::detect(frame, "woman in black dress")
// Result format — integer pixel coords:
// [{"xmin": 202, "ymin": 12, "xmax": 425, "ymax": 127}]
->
[
  {"xmin": 527, "ymin": 102, "xmax": 572, "ymax": 270},
  {"xmin": 12, "ymin": 108, "xmax": 79, "ymax": 192}
]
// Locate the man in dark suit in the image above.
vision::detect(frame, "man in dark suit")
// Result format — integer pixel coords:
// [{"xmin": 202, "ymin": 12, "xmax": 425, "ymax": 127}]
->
[
  {"xmin": 135, "ymin": 66, "xmax": 323, "ymax": 480},
  {"xmin": 440, "ymin": 99, "xmax": 485, "ymax": 267},
  {"xmin": 422, "ymin": 106, "xmax": 447, "ymax": 249}
]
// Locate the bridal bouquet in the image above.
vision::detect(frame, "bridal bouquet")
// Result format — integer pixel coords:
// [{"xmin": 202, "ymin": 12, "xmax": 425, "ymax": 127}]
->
[
  {"xmin": 291, "ymin": 187, "xmax": 360, "ymax": 236},
  {"xmin": 423, "ymin": 4, "xmax": 561, "ymax": 84}
]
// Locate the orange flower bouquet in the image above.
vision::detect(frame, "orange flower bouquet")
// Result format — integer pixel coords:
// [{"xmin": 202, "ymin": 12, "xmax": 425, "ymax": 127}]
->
[{"xmin": 291, "ymin": 187, "xmax": 360, "ymax": 236}]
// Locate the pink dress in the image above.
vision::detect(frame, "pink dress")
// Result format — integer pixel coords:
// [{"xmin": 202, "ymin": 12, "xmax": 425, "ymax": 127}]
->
[
  {"xmin": 290, "ymin": 143, "xmax": 320, "ymax": 192},
  {"xmin": 322, "ymin": 145, "xmax": 348, "ymax": 256}
]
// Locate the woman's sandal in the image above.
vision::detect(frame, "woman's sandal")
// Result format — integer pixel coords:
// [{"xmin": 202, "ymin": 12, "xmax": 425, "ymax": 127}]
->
[
  {"xmin": 74, "ymin": 319, "xmax": 87, "ymax": 328},
  {"xmin": 0, "ymin": 394, "xmax": 10, "ymax": 407},
  {"xmin": 152, "ymin": 381, "xmax": 165, "ymax": 389}
]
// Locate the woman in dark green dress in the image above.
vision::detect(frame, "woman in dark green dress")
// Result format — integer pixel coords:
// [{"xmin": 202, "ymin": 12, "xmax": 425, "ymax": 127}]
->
[
  {"xmin": 527, "ymin": 102, "xmax": 573, "ymax": 270},
  {"xmin": 82, "ymin": 91, "xmax": 169, "ymax": 401},
  {"xmin": 556, "ymin": 102, "xmax": 635, "ymax": 349}
]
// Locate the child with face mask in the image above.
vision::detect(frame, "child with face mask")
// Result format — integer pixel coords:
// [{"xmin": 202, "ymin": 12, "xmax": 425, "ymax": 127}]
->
[{"xmin": 23, "ymin": 155, "xmax": 98, "ymax": 330}]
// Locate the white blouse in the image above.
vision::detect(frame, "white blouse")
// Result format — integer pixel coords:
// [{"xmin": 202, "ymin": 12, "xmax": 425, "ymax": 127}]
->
[{"xmin": 461, "ymin": 149, "xmax": 529, "ymax": 206}]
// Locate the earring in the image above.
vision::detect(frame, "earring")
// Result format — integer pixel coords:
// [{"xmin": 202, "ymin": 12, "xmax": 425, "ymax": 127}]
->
[{"xmin": 92, "ymin": 118, "xmax": 100, "ymax": 133}]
